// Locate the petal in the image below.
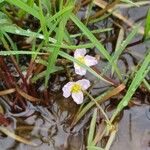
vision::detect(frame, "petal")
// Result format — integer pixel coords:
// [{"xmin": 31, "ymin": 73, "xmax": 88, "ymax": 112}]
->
[
  {"xmin": 73, "ymin": 62, "xmax": 80, "ymax": 69},
  {"xmin": 84, "ymin": 55, "xmax": 98, "ymax": 66},
  {"xmin": 62, "ymin": 82, "xmax": 74, "ymax": 98},
  {"xmin": 77, "ymin": 79, "xmax": 90, "ymax": 90},
  {"xmin": 74, "ymin": 48, "xmax": 86, "ymax": 58},
  {"xmin": 72, "ymin": 92, "xmax": 84, "ymax": 104},
  {"xmin": 74, "ymin": 66, "xmax": 86, "ymax": 76}
]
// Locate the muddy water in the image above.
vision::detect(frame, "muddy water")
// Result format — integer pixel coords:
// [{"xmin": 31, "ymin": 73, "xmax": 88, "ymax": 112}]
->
[
  {"xmin": 111, "ymin": 105, "xmax": 150, "ymax": 150},
  {"xmin": 0, "ymin": 101, "xmax": 150, "ymax": 150},
  {"xmin": 111, "ymin": 3, "xmax": 150, "ymax": 150},
  {"xmin": 0, "ymin": 97, "xmax": 82, "ymax": 150}
]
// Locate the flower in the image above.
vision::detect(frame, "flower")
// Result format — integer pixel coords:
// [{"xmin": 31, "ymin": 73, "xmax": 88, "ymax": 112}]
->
[
  {"xmin": 62, "ymin": 79, "xmax": 90, "ymax": 104},
  {"xmin": 74, "ymin": 48, "xmax": 98, "ymax": 76}
]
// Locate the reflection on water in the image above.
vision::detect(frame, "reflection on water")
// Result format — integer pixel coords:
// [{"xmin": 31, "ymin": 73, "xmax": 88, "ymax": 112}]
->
[
  {"xmin": 111, "ymin": 105, "xmax": 150, "ymax": 150},
  {"xmin": 1, "ymin": 99, "xmax": 150, "ymax": 150},
  {"xmin": 0, "ymin": 94, "xmax": 83, "ymax": 150}
]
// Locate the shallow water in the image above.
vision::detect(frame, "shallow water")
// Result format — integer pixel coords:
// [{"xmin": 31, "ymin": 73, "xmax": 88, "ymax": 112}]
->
[
  {"xmin": 1, "ymin": 102, "xmax": 150, "ymax": 150},
  {"xmin": 111, "ymin": 105, "xmax": 150, "ymax": 150},
  {"xmin": 0, "ymin": 97, "xmax": 81, "ymax": 150}
]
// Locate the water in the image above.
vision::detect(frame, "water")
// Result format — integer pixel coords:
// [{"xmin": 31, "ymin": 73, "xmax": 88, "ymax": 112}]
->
[
  {"xmin": 0, "ymin": 94, "xmax": 82, "ymax": 150},
  {"xmin": 111, "ymin": 105, "xmax": 150, "ymax": 150}
]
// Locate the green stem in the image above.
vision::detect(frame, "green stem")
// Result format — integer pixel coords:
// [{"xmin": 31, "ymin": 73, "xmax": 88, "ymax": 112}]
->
[
  {"xmin": 84, "ymin": 91, "xmax": 111, "ymax": 125},
  {"xmin": 105, "ymin": 127, "xmax": 117, "ymax": 150}
]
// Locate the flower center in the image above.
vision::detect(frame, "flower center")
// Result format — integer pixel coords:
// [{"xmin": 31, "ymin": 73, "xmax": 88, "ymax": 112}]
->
[
  {"xmin": 77, "ymin": 56, "xmax": 85, "ymax": 64},
  {"xmin": 71, "ymin": 84, "xmax": 81, "ymax": 93}
]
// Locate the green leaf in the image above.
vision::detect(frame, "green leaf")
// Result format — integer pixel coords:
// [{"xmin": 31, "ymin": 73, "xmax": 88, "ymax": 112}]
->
[
  {"xmin": 0, "ymin": 51, "xmax": 44, "ymax": 55},
  {"xmin": 45, "ymin": 16, "xmax": 69, "ymax": 88},
  {"xmin": 121, "ymin": 0, "xmax": 140, "ymax": 7},
  {"xmin": 144, "ymin": 8, "xmax": 150, "ymax": 40},
  {"xmin": 143, "ymin": 79, "xmax": 150, "ymax": 92},
  {"xmin": 0, "ymin": 11, "xmax": 12, "ymax": 25},
  {"xmin": 103, "ymin": 24, "xmax": 140, "ymax": 75},
  {"xmin": 58, "ymin": 50, "xmax": 114, "ymax": 84},
  {"xmin": 88, "ymin": 109, "xmax": 97, "ymax": 146},
  {"xmin": 46, "ymin": 5, "xmax": 73, "ymax": 29},
  {"xmin": 0, "ymin": 25, "xmax": 95, "ymax": 49},
  {"xmin": 31, "ymin": 67, "xmax": 63, "ymax": 83},
  {"xmin": 87, "ymin": 146, "xmax": 104, "ymax": 150},
  {"xmin": 111, "ymin": 50, "xmax": 150, "ymax": 122},
  {"xmin": 0, "ymin": 0, "xmax": 4, "ymax": 3},
  {"xmin": 5, "ymin": 0, "xmax": 39, "ymax": 19},
  {"xmin": 39, "ymin": 0, "xmax": 49, "ymax": 43},
  {"xmin": 70, "ymin": 13, "xmax": 122, "ymax": 79},
  {"xmin": 42, "ymin": 0, "xmax": 51, "ymax": 15}
]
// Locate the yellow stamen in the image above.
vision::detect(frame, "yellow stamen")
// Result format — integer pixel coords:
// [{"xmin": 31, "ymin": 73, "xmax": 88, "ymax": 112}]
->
[
  {"xmin": 71, "ymin": 84, "xmax": 81, "ymax": 93},
  {"xmin": 77, "ymin": 56, "xmax": 85, "ymax": 64}
]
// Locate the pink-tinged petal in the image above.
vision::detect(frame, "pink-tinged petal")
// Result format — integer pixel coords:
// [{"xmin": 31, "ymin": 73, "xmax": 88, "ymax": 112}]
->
[
  {"xmin": 62, "ymin": 82, "xmax": 74, "ymax": 98},
  {"xmin": 77, "ymin": 79, "xmax": 90, "ymax": 90},
  {"xmin": 74, "ymin": 48, "xmax": 86, "ymax": 58},
  {"xmin": 73, "ymin": 62, "xmax": 80, "ymax": 69},
  {"xmin": 84, "ymin": 55, "xmax": 98, "ymax": 66},
  {"xmin": 72, "ymin": 92, "xmax": 84, "ymax": 104},
  {"xmin": 75, "ymin": 66, "xmax": 86, "ymax": 76}
]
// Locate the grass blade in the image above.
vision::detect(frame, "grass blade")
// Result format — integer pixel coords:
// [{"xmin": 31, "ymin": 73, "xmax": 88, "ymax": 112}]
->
[
  {"xmin": 5, "ymin": 0, "xmax": 39, "ymax": 19},
  {"xmin": 121, "ymin": 0, "xmax": 140, "ymax": 7},
  {"xmin": 88, "ymin": 108, "xmax": 97, "ymax": 146},
  {"xmin": 144, "ymin": 8, "xmax": 150, "ymax": 40},
  {"xmin": 111, "ymin": 50, "xmax": 150, "ymax": 122},
  {"xmin": 0, "ymin": 51, "xmax": 45, "ymax": 55},
  {"xmin": 45, "ymin": 48, "xmax": 115, "ymax": 84},
  {"xmin": 70, "ymin": 13, "xmax": 122, "ymax": 79},
  {"xmin": 1, "ymin": 25, "xmax": 95, "ymax": 49},
  {"xmin": 143, "ymin": 79, "xmax": 150, "ymax": 92},
  {"xmin": 31, "ymin": 67, "xmax": 63, "ymax": 83},
  {"xmin": 0, "ymin": 126, "xmax": 37, "ymax": 146},
  {"xmin": 45, "ymin": 16, "xmax": 69, "ymax": 87},
  {"xmin": 87, "ymin": 146, "xmax": 104, "ymax": 150},
  {"xmin": 104, "ymin": 24, "xmax": 140, "ymax": 75},
  {"xmin": 39, "ymin": 0, "xmax": 49, "ymax": 43},
  {"xmin": 111, "ymin": 27, "xmax": 124, "ymax": 75},
  {"xmin": 71, "ymin": 84, "xmax": 125, "ymax": 126}
]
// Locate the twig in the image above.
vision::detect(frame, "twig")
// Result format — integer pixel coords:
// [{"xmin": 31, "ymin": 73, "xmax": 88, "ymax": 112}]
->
[{"xmin": 93, "ymin": 0, "xmax": 145, "ymax": 35}]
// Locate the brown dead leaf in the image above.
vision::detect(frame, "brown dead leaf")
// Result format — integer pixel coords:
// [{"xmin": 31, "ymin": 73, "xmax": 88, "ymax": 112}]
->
[
  {"xmin": 0, "ymin": 88, "xmax": 16, "ymax": 96},
  {"xmin": 16, "ymin": 87, "xmax": 40, "ymax": 102}
]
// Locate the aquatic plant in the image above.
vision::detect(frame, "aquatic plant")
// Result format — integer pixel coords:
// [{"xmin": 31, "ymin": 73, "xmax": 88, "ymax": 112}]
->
[
  {"xmin": 73, "ymin": 48, "xmax": 98, "ymax": 75},
  {"xmin": 62, "ymin": 79, "xmax": 90, "ymax": 104}
]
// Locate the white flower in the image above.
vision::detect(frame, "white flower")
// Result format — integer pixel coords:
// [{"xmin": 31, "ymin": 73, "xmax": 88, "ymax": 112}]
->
[
  {"xmin": 74, "ymin": 48, "xmax": 98, "ymax": 76},
  {"xmin": 62, "ymin": 79, "xmax": 90, "ymax": 104}
]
